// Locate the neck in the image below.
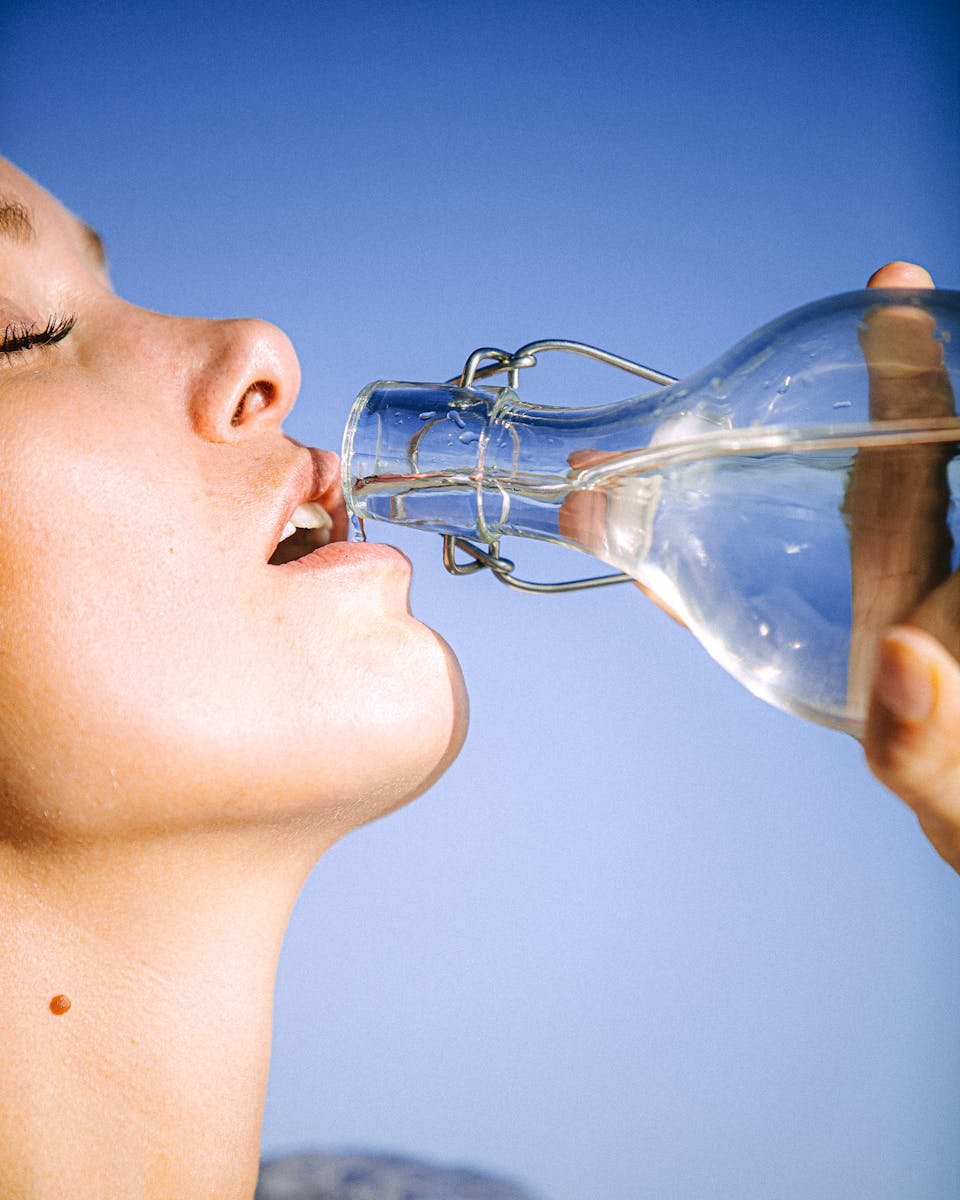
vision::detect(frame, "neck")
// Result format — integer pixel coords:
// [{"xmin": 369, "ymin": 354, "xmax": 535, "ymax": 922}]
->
[{"xmin": 0, "ymin": 823, "xmax": 330, "ymax": 1199}]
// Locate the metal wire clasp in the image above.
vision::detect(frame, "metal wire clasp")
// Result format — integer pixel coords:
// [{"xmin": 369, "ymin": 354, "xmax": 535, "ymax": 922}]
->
[{"xmin": 440, "ymin": 339, "xmax": 677, "ymax": 594}]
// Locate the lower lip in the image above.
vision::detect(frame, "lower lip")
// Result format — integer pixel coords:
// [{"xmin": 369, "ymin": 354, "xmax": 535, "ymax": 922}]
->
[{"xmin": 276, "ymin": 539, "xmax": 411, "ymax": 575}]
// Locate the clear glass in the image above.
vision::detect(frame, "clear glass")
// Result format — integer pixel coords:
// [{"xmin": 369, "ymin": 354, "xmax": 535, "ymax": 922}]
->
[{"xmin": 342, "ymin": 289, "xmax": 960, "ymax": 734}]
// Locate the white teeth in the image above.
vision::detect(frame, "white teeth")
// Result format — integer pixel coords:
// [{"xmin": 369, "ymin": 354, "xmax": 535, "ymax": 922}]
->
[
  {"xmin": 291, "ymin": 502, "xmax": 333, "ymax": 533},
  {"xmin": 278, "ymin": 502, "xmax": 333, "ymax": 548}
]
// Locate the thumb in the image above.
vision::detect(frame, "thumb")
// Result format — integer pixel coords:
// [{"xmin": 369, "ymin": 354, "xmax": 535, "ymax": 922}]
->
[{"xmin": 865, "ymin": 626, "xmax": 960, "ymax": 872}]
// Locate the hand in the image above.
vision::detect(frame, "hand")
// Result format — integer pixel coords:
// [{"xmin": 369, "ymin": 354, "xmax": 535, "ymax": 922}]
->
[
  {"xmin": 557, "ymin": 261, "xmax": 960, "ymax": 873},
  {"xmin": 866, "ymin": 625, "xmax": 960, "ymax": 871},
  {"xmin": 857, "ymin": 262, "xmax": 960, "ymax": 873}
]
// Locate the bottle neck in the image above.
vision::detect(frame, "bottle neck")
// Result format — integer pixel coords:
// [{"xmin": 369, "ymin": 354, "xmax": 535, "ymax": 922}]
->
[{"xmin": 341, "ymin": 380, "xmax": 655, "ymax": 551}]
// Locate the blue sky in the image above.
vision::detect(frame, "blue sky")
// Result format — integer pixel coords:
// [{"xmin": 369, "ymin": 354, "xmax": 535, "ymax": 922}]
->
[{"xmin": 5, "ymin": 3, "xmax": 959, "ymax": 1198}]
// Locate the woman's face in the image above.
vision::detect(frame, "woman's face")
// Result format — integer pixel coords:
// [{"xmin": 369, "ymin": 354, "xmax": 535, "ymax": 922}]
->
[{"xmin": 0, "ymin": 158, "xmax": 467, "ymax": 841}]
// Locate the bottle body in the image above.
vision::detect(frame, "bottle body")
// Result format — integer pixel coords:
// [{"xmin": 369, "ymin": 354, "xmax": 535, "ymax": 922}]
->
[{"xmin": 343, "ymin": 288, "xmax": 960, "ymax": 734}]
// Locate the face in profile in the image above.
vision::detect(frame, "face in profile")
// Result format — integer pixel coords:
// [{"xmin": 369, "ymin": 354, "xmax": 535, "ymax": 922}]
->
[{"xmin": 0, "ymin": 158, "xmax": 467, "ymax": 844}]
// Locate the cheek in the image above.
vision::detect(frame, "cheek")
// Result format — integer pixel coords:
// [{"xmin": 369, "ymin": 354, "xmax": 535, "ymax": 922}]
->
[
  {"xmin": 0, "ymin": 417, "xmax": 230, "ymax": 819},
  {"xmin": 1, "ymin": 519, "xmax": 467, "ymax": 835},
  {"xmin": 0, "ymin": 415, "xmax": 467, "ymax": 833}
]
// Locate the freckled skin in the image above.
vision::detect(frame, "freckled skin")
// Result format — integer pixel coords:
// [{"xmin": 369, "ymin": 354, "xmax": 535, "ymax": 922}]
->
[{"xmin": 49, "ymin": 995, "xmax": 71, "ymax": 1015}]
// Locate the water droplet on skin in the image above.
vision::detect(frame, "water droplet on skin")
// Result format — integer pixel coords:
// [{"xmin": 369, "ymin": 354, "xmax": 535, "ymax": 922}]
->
[{"xmin": 448, "ymin": 410, "xmax": 466, "ymax": 429}]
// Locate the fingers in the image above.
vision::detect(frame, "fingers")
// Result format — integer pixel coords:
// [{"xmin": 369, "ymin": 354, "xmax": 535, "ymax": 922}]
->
[
  {"xmin": 859, "ymin": 261, "xmax": 951, "ymax": 418},
  {"xmin": 560, "ymin": 449, "xmax": 689, "ymax": 625},
  {"xmin": 867, "ymin": 261, "xmax": 934, "ymax": 289},
  {"xmin": 908, "ymin": 568, "xmax": 960, "ymax": 664},
  {"xmin": 632, "ymin": 579, "xmax": 687, "ymax": 627},
  {"xmin": 844, "ymin": 263, "xmax": 956, "ymax": 711},
  {"xmin": 855, "ymin": 262, "xmax": 960, "ymax": 873},
  {"xmin": 865, "ymin": 626, "xmax": 960, "ymax": 872}
]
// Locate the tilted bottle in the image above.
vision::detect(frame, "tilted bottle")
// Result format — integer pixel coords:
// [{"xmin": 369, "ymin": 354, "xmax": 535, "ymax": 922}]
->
[{"xmin": 342, "ymin": 288, "xmax": 960, "ymax": 734}]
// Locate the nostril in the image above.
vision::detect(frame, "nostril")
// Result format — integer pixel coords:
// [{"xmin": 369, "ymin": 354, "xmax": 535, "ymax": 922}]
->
[{"xmin": 231, "ymin": 380, "xmax": 276, "ymax": 426}]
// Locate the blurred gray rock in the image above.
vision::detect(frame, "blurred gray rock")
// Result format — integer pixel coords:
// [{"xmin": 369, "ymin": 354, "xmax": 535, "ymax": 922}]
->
[{"xmin": 255, "ymin": 1152, "xmax": 542, "ymax": 1200}]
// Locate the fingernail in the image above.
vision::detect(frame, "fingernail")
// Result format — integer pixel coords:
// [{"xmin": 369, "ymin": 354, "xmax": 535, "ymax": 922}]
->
[{"xmin": 876, "ymin": 629, "xmax": 936, "ymax": 723}]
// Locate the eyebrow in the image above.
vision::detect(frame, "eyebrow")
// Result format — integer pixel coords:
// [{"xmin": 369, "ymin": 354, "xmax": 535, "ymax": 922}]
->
[
  {"xmin": 0, "ymin": 194, "xmax": 108, "ymax": 269},
  {"xmin": 81, "ymin": 223, "xmax": 107, "ymax": 268},
  {"xmin": 0, "ymin": 197, "xmax": 33, "ymax": 242}
]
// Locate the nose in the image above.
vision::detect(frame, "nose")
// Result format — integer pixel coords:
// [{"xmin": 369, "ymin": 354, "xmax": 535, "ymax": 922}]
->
[{"xmin": 183, "ymin": 317, "xmax": 302, "ymax": 443}]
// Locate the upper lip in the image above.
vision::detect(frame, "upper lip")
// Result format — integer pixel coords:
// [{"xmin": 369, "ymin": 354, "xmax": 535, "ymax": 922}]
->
[{"xmin": 267, "ymin": 446, "xmax": 348, "ymax": 562}]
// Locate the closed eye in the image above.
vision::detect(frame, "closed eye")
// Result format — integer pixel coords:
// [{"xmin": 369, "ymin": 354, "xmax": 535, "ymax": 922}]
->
[{"xmin": 0, "ymin": 312, "xmax": 77, "ymax": 355}]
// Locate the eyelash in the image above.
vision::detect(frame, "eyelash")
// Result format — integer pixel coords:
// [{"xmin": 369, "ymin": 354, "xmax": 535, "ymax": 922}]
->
[{"xmin": 0, "ymin": 313, "xmax": 78, "ymax": 356}]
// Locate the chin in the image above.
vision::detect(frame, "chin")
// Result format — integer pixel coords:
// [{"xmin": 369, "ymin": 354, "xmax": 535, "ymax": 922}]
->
[
  {"xmin": 231, "ymin": 617, "xmax": 469, "ymax": 836},
  {"xmin": 335, "ymin": 621, "xmax": 469, "ymax": 825},
  {"xmin": 379, "ymin": 625, "xmax": 469, "ymax": 808}
]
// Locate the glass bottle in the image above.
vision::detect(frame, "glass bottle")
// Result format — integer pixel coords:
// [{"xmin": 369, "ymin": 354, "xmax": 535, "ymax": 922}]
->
[{"xmin": 341, "ymin": 288, "xmax": 960, "ymax": 734}]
